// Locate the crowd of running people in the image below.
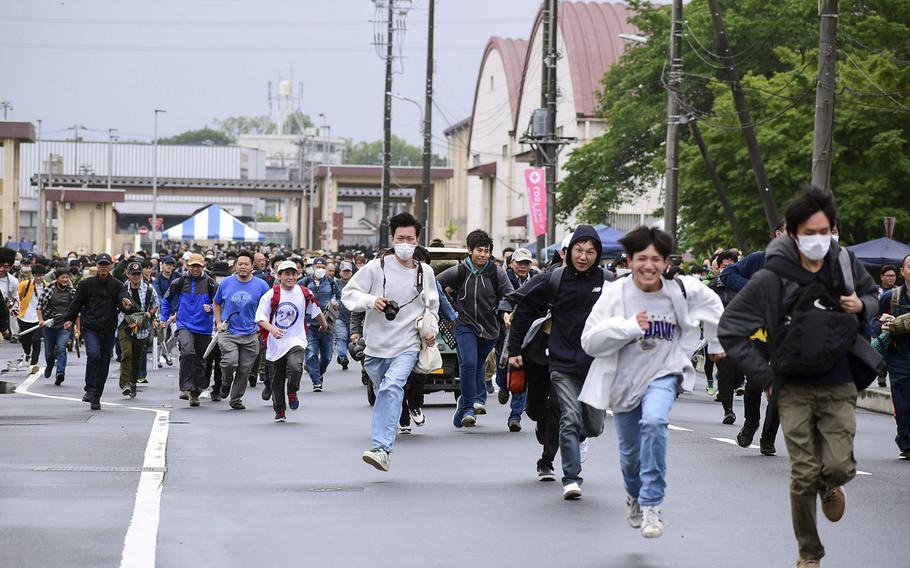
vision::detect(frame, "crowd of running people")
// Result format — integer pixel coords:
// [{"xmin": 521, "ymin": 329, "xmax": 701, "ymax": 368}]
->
[{"xmin": 0, "ymin": 188, "xmax": 905, "ymax": 567}]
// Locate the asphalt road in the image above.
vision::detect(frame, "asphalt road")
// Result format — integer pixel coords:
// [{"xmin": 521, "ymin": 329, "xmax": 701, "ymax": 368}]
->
[{"xmin": 1, "ymin": 341, "xmax": 908, "ymax": 568}]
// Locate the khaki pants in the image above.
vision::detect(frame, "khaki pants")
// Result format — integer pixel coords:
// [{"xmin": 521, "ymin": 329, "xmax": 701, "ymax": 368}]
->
[
  {"xmin": 119, "ymin": 327, "xmax": 148, "ymax": 391},
  {"xmin": 777, "ymin": 381, "xmax": 857, "ymax": 561}
]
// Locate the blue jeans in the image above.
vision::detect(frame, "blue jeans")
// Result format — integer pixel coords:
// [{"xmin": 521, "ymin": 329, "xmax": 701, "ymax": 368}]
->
[
  {"xmin": 454, "ymin": 323, "xmax": 497, "ymax": 413},
  {"xmin": 551, "ymin": 370, "xmax": 606, "ymax": 485},
  {"xmin": 613, "ymin": 375, "xmax": 679, "ymax": 507},
  {"xmin": 83, "ymin": 327, "xmax": 116, "ymax": 397},
  {"xmin": 334, "ymin": 319, "xmax": 350, "ymax": 359},
  {"xmin": 43, "ymin": 326, "xmax": 72, "ymax": 375},
  {"xmin": 363, "ymin": 351, "xmax": 418, "ymax": 452},
  {"xmin": 495, "ymin": 327, "xmax": 527, "ymax": 421},
  {"xmin": 305, "ymin": 326, "xmax": 334, "ymax": 385}
]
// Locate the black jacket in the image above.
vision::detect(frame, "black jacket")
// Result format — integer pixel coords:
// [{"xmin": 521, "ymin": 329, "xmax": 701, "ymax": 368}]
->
[
  {"xmin": 508, "ymin": 224, "xmax": 605, "ymax": 377},
  {"xmin": 64, "ymin": 274, "xmax": 125, "ymax": 332},
  {"xmin": 437, "ymin": 259, "xmax": 514, "ymax": 340},
  {"xmin": 718, "ymin": 235, "xmax": 882, "ymax": 392}
]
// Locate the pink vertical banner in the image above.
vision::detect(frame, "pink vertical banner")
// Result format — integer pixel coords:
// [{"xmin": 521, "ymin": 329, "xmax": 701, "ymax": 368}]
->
[{"xmin": 524, "ymin": 168, "xmax": 548, "ymax": 237}]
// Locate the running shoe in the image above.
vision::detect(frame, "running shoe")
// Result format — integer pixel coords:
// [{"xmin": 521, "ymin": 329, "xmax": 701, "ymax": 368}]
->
[
  {"xmin": 508, "ymin": 419, "xmax": 522, "ymax": 432},
  {"xmin": 410, "ymin": 408, "xmax": 425, "ymax": 426},
  {"xmin": 641, "ymin": 506, "xmax": 664, "ymax": 538},
  {"xmin": 398, "ymin": 424, "xmax": 411, "ymax": 435},
  {"xmin": 473, "ymin": 402, "xmax": 487, "ymax": 415},
  {"xmin": 261, "ymin": 382, "xmax": 272, "ymax": 401},
  {"xmin": 54, "ymin": 373, "xmax": 65, "ymax": 386},
  {"xmin": 722, "ymin": 411, "xmax": 736, "ymax": 425},
  {"xmin": 274, "ymin": 411, "xmax": 286, "ymax": 423},
  {"xmin": 229, "ymin": 401, "xmax": 245, "ymax": 410},
  {"xmin": 706, "ymin": 385, "xmax": 717, "ymax": 397},
  {"xmin": 44, "ymin": 365, "xmax": 53, "ymax": 379},
  {"xmin": 562, "ymin": 482, "xmax": 582, "ymax": 500},
  {"xmin": 537, "ymin": 462, "xmax": 556, "ymax": 482},
  {"xmin": 288, "ymin": 392, "xmax": 300, "ymax": 410},
  {"xmin": 498, "ymin": 388, "xmax": 510, "ymax": 405},
  {"xmin": 625, "ymin": 495, "xmax": 643, "ymax": 528},
  {"xmin": 362, "ymin": 447, "xmax": 390, "ymax": 472},
  {"xmin": 312, "ymin": 384, "xmax": 323, "ymax": 393}
]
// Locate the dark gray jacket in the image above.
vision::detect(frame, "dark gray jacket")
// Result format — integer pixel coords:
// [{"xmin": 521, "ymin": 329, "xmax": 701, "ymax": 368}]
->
[
  {"xmin": 718, "ymin": 235, "xmax": 882, "ymax": 392},
  {"xmin": 437, "ymin": 260, "xmax": 513, "ymax": 340}
]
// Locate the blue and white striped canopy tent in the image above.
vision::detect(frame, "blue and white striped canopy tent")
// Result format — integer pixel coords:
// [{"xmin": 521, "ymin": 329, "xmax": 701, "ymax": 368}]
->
[{"xmin": 161, "ymin": 205, "xmax": 264, "ymax": 242}]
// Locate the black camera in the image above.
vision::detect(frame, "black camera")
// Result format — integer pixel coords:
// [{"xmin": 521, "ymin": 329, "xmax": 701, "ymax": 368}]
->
[
  {"xmin": 350, "ymin": 338, "xmax": 367, "ymax": 361},
  {"xmin": 382, "ymin": 300, "xmax": 400, "ymax": 321}
]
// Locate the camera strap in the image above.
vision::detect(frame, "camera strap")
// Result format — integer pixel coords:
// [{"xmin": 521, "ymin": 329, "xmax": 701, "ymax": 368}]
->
[{"xmin": 380, "ymin": 255, "xmax": 423, "ymax": 308}]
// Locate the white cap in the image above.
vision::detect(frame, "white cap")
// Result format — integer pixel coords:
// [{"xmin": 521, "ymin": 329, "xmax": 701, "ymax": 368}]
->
[
  {"xmin": 560, "ymin": 233, "xmax": 574, "ymax": 251},
  {"xmin": 276, "ymin": 260, "xmax": 299, "ymax": 274},
  {"xmin": 182, "ymin": 252, "xmax": 192, "ymax": 261}
]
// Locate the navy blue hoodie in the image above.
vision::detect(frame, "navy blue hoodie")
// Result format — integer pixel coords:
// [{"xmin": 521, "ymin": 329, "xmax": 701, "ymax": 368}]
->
[{"xmin": 508, "ymin": 224, "xmax": 604, "ymax": 377}]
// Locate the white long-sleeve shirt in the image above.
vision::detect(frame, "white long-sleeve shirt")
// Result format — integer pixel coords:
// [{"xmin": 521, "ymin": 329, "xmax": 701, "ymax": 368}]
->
[{"xmin": 342, "ymin": 256, "xmax": 439, "ymax": 359}]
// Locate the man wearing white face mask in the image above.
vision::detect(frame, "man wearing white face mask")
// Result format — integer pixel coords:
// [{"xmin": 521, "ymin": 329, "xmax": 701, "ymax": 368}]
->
[
  {"xmin": 300, "ymin": 256, "xmax": 340, "ymax": 391},
  {"xmin": 342, "ymin": 212, "xmax": 439, "ymax": 472},
  {"xmin": 719, "ymin": 188, "xmax": 882, "ymax": 568}
]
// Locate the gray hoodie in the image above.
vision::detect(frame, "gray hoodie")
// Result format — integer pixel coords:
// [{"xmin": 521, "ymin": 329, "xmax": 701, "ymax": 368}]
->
[{"xmin": 437, "ymin": 260, "xmax": 513, "ymax": 340}]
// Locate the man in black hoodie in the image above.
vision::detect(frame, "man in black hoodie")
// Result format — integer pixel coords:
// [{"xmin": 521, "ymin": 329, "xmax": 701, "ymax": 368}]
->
[{"xmin": 507, "ymin": 225, "xmax": 607, "ymax": 500}]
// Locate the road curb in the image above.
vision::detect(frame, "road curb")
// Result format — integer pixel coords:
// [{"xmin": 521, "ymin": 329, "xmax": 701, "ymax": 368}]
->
[{"xmin": 858, "ymin": 386, "xmax": 893, "ymax": 415}]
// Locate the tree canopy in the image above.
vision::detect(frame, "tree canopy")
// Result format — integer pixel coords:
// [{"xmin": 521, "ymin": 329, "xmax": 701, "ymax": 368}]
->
[
  {"xmin": 557, "ymin": 0, "xmax": 910, "ymax": 255},
  {"xmin": 344, "ymin": 135, "xmax": 446, "ymax": 166},
  {"xmin": 157, "ymin": 127, "xmax": 234, "ymax": 146}
]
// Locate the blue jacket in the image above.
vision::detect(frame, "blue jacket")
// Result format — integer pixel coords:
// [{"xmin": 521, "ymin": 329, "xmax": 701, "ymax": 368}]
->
[
  {"xmin": 153, "ymin": 272, "xmax": 177, "ymax": 311},
  {"xmin": 161, "ymin": 274, "xmax": 217, "ymax": 335},
  {"xmin": 301, "ymin": 276, "xmax": 340, "ymax": 325},
  {"xmin": 719, "ymin": 251, "xmax": 766, "ymax": 292}
]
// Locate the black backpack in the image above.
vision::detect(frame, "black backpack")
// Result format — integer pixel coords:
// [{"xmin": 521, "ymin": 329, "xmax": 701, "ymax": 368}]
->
[{"xmin": 765, "ymin": 258, "xmax": 859, "ymax": 378}]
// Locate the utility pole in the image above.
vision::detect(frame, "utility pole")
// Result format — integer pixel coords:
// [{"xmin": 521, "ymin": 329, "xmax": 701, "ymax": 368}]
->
[
  {"xmin": 685, "ymin": 117, "xmax": 748, "ymax": 250},
  {"xmin": 379, "ymin": 0, "xmax": 395, "ymax": 249},
  {"xmin": 535, "ymin": 0, "xmax": 551, "ymax": 259},
  {"xmin": 152, "ymin": 109, "xmax": 166, "ymax": 254},
  {"xmin": 107, "ymin": 128, "xmax": 118, "ymax": 194},
  {"xmin": 811, "ymin": 0, "xmax": 838, "ymax": 192},
  {"xmin": 0, "ymin": 101, "xmax": 11, "ymax": 120},
  {"xmin": 68, "ymin": 124, "xmax": 84, "ymax": 175},
  {"xmin": 421, "ymin": 0, "xmax": 435, "ymax": 245},
  {"xmin": 663, "ymin": 0, "xmax": 683, "ymax": 242},
  {"xmin": 36, "ymin": 119, "xmax": 45, "ymax": 255},
  {"xmin": 707, "ymin": 0, "xmax": 780, "ymax": 231},
  {"xmin": 544, "ymin": 0, "xmax": 558, "ymax": 247}
]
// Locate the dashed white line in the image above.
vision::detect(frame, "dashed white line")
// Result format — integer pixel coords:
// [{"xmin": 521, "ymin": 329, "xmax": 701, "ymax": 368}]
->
[
  {"xmin": 668, "ymin": 424, "xmax": 693, "ymax": 432},
  {"xmin": 711, "ymin": 436, "xmax": 760, "ymax": 450}
]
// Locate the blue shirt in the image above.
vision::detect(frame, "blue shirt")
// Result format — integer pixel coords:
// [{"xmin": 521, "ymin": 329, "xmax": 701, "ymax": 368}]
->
[{"xmin": 213, "ymin": 274, "xmax": 270, "ymax": 335}]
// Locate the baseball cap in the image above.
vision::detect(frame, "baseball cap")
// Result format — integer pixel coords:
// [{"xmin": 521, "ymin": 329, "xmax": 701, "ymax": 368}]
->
[
  {"xmin": 313, "ymin": 256, "xmax": 327, "ymax": 266},
  {"xmin": 511, "ymin": 248, "xmax": 533, "ymax": 263},
  {"xmin": 276, "ymin": 260, "xmax": 299, "ymax": 274},
  {"xmin": 128, "ymin": 261, "xmax": 142, "ymax": 274},
  {"xmin": 186, "ymin": 253, "xmax": 205, "ymax": 267},
  {"xmin": 96, "ymin": 253, "xmax": 113, "ymax": 265},
  {"xmin": 340, "ymin": 261, "xmax": 354, "ymax": 272},
  {"xmin": 182, "ymin": 252, "xmax": 192, "ymax": 261},
  {"xmin": 162, "ymin": 255, "xmax": 176, "ymax": 264}
]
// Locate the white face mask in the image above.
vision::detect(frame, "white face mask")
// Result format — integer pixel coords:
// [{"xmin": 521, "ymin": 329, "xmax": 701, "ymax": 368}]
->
[
  {"xmin": 394, "ymin": 243, "xmax": 416, "ymax": 261},
  {"xmin": 797, "ymin": 234, "xmax": 831, "ymax": 261},
  {"xmin": 314, "ymin": 268, "xmax": 326, "ymax": 279}
]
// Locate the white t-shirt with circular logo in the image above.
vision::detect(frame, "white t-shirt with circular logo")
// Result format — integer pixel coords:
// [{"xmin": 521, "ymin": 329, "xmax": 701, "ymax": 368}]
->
[{"xmin": 255, "ymin": 285, "xmax": 323, "ymax": 361}]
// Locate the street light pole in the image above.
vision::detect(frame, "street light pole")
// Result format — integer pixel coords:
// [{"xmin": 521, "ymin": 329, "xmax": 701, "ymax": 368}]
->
[
  {"xmin": 318, "ymin": 113, "xmax": 331, "ymax": 250},
  {"xmin": 663, "ymin": 0, "xmax": 683, "ymax": 243},
  {"xmin": 152, "ymin": 109, "xmax": 166, "ymax": 254},
  {"xmin": 36, "ymin": 119, "xmax": 45, "ymax": 255},
  {"xmin": 422, "ymin": 0, "xmax": 435, "ymax": 245}
]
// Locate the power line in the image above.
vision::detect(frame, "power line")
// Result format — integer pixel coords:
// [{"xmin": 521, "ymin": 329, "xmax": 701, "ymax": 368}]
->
[{"xmin": 843, "ymin": 52, "xmax": 910, "ymax": 113}]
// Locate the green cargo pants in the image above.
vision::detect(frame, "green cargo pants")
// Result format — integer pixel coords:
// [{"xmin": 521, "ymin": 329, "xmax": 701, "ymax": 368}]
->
[
  {"xmin": 777, "ymin": 381, "xmax": 857, "ymax": 562},
  {"xmin": 119, "ymin": 327, "xmax": 148, "ymax": 392}
]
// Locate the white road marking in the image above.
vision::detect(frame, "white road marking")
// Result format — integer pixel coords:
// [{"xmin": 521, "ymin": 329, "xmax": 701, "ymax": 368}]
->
[
  {"xmin": 120, "ymin": 410, "xmax": 170, "ymax": 568},
  {"xmin": 668, "ymin": 424, "xmax": 693, "ymax": 432},
  {"xmin": 857, "ymin": 470, "xmax": 872, "ymax": 476},
  {"xmin": 711, "ymin": 437, "xmax": 760, "ymax": 450},
  {"xmin": 14, "ymin": 366, "xmax": 171, "ymax": 568}
]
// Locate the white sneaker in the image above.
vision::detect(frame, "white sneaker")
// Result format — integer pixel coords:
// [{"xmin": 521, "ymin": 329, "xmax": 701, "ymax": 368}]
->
[
  {"xmin": 580, "ymin": 439, "xmax": 589, "ymax": 464},
  {"xmin": 362, "ymin": 447, "xmax": 390, "ymax": 472},
  {"xmin": 625, "ymin": 495, "xmax": 643, "ymax": 528},
  {"xmin": 641, "ymin": 506, "xmax": 664, "ymax": 538},
  {"xmin": 562, "ymin": 482, "xmax": 582, "ymax": 500},
  {"xmin": 473, "ymin": 402, "xmax": 487, "ymax": 415},
  {"xmin": 410, "ymin": 408, "xmax": 426, "ymax": 426},
  {"xmin": 158, "ymin": 356, "xmax": 167, "ymax": 367}
]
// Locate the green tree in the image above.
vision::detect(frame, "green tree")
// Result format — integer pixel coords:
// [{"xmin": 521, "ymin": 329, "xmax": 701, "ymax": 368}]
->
[
  {"xmin": 344, "ymin": 135, "xmax": 446, "ymax": 166},
  {"xmin": 158, "ymin": 127, "xmax": 234, "ymax": 146},
  {"xmin": 558, "ymin": 0, "xmax": 910, "ymax": 254},
  {"xmin": 283, "ymin": 110, "xmax": 314, "ymax": 134},
  {"xmin": 213, "ymin": 115, "xmax": 277, "ymax": 139}
]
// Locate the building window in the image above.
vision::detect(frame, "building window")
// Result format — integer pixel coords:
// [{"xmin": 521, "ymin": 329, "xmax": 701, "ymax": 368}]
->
[
  {"xmin": 339, "ymin": 205, "xmax": 353, "ymax": 218},
  {"xmin": 502, "ymin": 144, "xmax": 507, "ymax": 158}
]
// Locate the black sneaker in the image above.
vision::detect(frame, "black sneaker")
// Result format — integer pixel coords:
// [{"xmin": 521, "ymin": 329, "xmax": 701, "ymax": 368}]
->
[
  {"xmin": 537, "ymin": 462, "xmax": 556, "ymax": 482},
  {"xmin": 340, "ymin": 357, "xmax": 349, "ymax": 370},
  {"xmin": 54, "ymin": 373, "xmax": 65, "ymax": 386},
  {"xmin": 508, "ymin": 419, "xmax": 522, "ymax": 432},
  {"xmin": 722, "ymin": 411, "xmax": 736, "ymax": 425},
  {"xmin": 44, "ymin": 365, "xmax": 53, "ymax": 379},
  {"xmin": 229, "ymin": 401, "xmax": 245, "ymax": 410},
  {"xmin": 210, "ymin": 390, "xmax": 222, "ymax": 402},
  {"xmin": 274, "ymin": 411, "xmax": 287, "ymax": 423},
  {"xmin": 82, "ymin": 392, "xmax": 93, "ymax": 403},
  {"xmin": 261, "ymin": 383, "xmax": 272, "ymax": 400},
  {"xmin": 129, "ymin": 385, "xmax": 137, "ymax": 399},
  {"xmin": 122, "ymin": 388, "xmax": 132, "ymax": 397},
  {"xmin": 736, "ymin": 421, "xmax": 759, "ymax": 448},
  {"xmin": 760, "ymin": 441, "xmax": 776, "ymax": 456},
  {"xmin": 248, "ymin": 375, "xmax": 257, "ymax": 388},
  {"xmin": 90, "ymin": 397, "xmax": 101, "ymax": 410},
  {"xmin": 313, "ymin": 384, "xmax": 323, "ymax": 393},
  {"xmin": 220, "ymin": 386, "xmax": 231, "ymax": 399},
  {"xmin": 498, "ymin": 388, "xmax": 510, "ymax": 405}
]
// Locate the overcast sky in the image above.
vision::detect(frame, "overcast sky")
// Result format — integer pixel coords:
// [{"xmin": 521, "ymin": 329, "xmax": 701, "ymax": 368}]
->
[{"xmin": 0, "ymin": 0, "xmax": 540, "ymax": 154}]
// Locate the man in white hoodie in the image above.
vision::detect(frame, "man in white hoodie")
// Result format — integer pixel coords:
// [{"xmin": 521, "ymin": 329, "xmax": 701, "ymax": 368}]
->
[
  {"xmin": 580, "ymin": 226, "xmax": 724, "ymax": 539},
  {"xmin": 342, "ymin": 212, "xmax": 440, "ymax": 472}
]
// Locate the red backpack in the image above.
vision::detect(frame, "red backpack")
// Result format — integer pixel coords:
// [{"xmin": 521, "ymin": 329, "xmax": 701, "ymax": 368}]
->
[{"xmin": 261, "ymin": 284, "xmax": 318, "ymax": 345}]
